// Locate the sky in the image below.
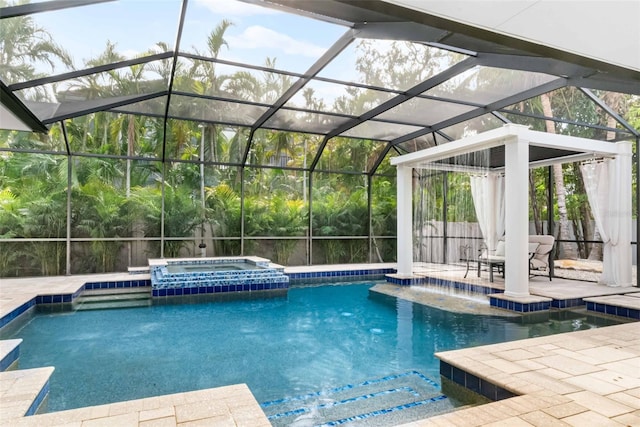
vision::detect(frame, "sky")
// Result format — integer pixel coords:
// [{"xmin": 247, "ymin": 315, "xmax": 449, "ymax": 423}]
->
[
  {"xmin": 19, "ymin": 0, "xmax": 475, "ymax": 118},
  {"xmin": 33, "ymin": 0, "xmax": 349, "ymax": 74},
  {"xmin": 20, "ymin": 0, "xmax": 361, "ymax": 106}
]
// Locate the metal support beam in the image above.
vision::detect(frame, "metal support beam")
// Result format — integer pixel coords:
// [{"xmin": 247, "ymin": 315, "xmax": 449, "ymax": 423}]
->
[
  {"xmin": 498, "ymin": 107, "xmax": 634, "ymax": 137},
  {"xmin": 311, "ymin": 57, "xmax": 479, "ymax": 171},
  {"xmin": 62, "ymin": 120, "xmax": 72, "ymax": 275},
  {"xmin": 0, "ymin": 0, "xmax": 113, "ymax": 19},
  {"xmin": 9, "ymin": 52, "xmax": 173, "ymax": 92},
  {"xmin": 161, "ymin": 0, "xmax": 189, "ymax": 163},
  {"xmin": 367, "ymin": 174, "xmax": 373, "ymax": 262},
  {"xmin": 241, "ymin": 29, "xmax": 356, "ymax": 165},
  {"xmin": 637, "ymin": 136, "xmax": 639, "ymax": 287},
  {"xmin": 61, "ymin": 120, "xmax": 71, "ymax": 156},
  {"xmin": 42, "ymin": 91, "xmax": 167, "ymax": 124},
  {"xmin": 368, "ymin": 142, "xmax": 393, "ymax": 176},
  {"xmin": 492, "ymin": 111, "xmax": 511, "ymax": 124},
  {"xmin": 179, "ymin": 52, "xmax": 305, "ymax": 80},
  {"xmin": 308, "ymin": 171, "xmax": 313, "ymax": 265},
  {"xmin": 579, "ymin": 88, "xmax": 640, "ymax": 137},
  {"xmin": 390, "ymin": 77, "xmax": 567, "ymax": 147},
  {"xmin": 1, "ymin": 81, "xmax": 48, "ymax": 133},
  {"xmin": 547, "ymin": 166, "xmax": 555, "ymax": 278},
  {"xmin": 240, "ymin": 167, "xmax": 245, "ymax": 255}
]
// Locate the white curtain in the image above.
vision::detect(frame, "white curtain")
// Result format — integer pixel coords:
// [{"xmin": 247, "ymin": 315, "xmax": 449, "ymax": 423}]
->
[
  {"xmin": 580, "ymin": 157, "xmax": 632, "ymax": 286},
  {"xmin": 470, "ymin": 173, "xmax": 505, "ymax": 253}
]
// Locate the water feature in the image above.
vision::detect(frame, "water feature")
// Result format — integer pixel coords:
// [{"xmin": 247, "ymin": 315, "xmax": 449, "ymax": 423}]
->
[{"xmin": 413, "ymin": 147, "xmax": 494, "ymax": 275}]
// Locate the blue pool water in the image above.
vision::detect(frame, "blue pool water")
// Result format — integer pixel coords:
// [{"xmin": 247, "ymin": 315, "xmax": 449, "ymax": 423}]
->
[
  {"xmin": 165, "ymin": 262, "xmax": 258, "ymax": 273},
  {"xmin": 3, "ymin": 282, "xmax": 617, "ymax": 420}
]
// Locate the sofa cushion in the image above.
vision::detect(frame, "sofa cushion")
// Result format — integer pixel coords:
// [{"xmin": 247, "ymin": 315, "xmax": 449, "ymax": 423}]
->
[{"xmin": 528, "ymin": 235, "xmax": 554, "ymax": 264}]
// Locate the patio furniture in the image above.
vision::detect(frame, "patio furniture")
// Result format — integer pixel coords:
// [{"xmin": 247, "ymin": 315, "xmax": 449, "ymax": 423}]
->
[
  {"xmin": 529, "ymin": 235, "xmax": 555, "ymax": 281},
  {"xmin": 477, "ymin": 241, "xmax": 505, "ymax": 282},
  {"xmin": 476, "ymin": 238, "xmax": 547, "ymax": 283},
  {"xmin": 460, "ymin": 244, "xmax": 476, "ymax": 278}
]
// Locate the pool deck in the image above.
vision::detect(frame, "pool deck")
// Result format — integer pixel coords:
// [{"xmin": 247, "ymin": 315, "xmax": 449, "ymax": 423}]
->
[
  {"xmin": 407, "ymin": 322, "xmax": 640, "ymax": 427},
  {"xmin": 1, "ymin": 384, "xmax": 270, "ymax": 427},
  {"xmin": 1, "ymin": 264, "xmax": 639, "ymax": 426}
]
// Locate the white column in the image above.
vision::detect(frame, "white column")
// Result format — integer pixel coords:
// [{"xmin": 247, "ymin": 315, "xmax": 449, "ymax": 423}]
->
[
  {"xmin": 397, "ymin": 165, "xmax": 413, "ymax": 276},
  {"xmin": 614, "ymin": 141, "xmax": 633, "ymax": 286},
  {"xmin": 504, "ymin": 137, "xmax": 530, "ymax": 297}
]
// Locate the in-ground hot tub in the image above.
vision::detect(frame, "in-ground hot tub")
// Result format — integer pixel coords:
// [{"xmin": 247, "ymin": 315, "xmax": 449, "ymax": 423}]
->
[{"xmin": 149, "ymin": 256, "xmax": 288, "ymax": 298}]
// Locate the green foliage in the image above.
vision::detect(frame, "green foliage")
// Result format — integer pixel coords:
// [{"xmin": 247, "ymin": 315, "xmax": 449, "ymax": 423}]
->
[
  {"xmin": 4, "ymin": 11, "xmax": 640, "ymax": 274},
  {"xmin": 206, "ymin": 183, "xmax": 241, "ymax": 254},
  {"xmin": 73, "ymin": 179, "xmax": 129, "ymax": 272},
  {"xmin": 162, "ymin": 185, "xmax": 202, "ymax": 258},
  {"xmin": 312, "ymin": 181, "xmax": 368, "ymax": 264}
]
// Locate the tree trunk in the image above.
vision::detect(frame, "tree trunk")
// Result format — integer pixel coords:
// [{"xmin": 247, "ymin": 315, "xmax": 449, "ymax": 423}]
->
[
  {"xmin": 529, "ymin": 170, "xmax": 542, "ymax": 234},
  {"xmin": 573, "ymin": 162, "xmax": 594, "ymax": 258},
  {"xmin": 541, "ymin": 93, "xmax": 577, "ymax": 259}
]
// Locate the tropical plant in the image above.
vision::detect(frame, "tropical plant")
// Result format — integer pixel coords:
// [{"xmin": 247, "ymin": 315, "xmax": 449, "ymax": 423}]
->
[
  {"xmin": 73, "ymin": 179, "xmax": 129, "ymax": 272},
  {"xmin": 205, "ymin": 183, "xmax": 241, "ymax": 255},
  {"xmin": 268, "ymin": 194, "xmax": 307, "ymax": 264},
  {"xmin": 0, "ymin": 0, "xmax": 73, "ymax": 87}
]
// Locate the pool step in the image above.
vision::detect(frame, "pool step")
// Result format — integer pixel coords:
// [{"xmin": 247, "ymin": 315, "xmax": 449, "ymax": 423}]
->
[
  {"xmin": 75, "ymin": 288, "xmax": 152, "ymax": 311},
  {"xmin": 260, "ymin": 371, "xmax": 452, "ymax": 427}
]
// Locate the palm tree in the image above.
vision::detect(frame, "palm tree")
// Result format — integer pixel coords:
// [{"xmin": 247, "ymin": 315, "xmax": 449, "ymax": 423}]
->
[
  {"xmin": 540, "ymin": 92, "xmax": 577, "ymax": 259},
  {"xmin": 73, "ymin": 178, "xmax": 129, "ymax": 272},
  {"xmin": 0, "ymin": 0, "xmax": 73, "ymax": 86}
]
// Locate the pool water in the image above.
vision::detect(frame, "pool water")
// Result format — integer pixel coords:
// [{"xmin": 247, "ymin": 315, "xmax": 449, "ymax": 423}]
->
[
  {"xmin": 3, "ymin": 282, "xmax": 619, "ymax": 422},
  {"xmin": 165, "ymin": 262, "xmax": 255, "ymax": 273}
]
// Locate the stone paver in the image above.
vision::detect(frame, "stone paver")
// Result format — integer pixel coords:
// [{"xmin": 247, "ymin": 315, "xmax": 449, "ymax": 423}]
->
[
  {"xmin": 405, "ymin": 323, "xmax": 640, "ymax": 427},
  {"xmin": 1, "ymin": 384, "xmax": 269, "ymax": 427},
  {"xmin": 0, "ymin": 367, "xmax": 54, "ymax": 420}
]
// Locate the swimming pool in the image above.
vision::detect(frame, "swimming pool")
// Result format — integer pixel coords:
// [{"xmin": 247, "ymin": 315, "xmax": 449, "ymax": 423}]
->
[{"xmin": 2, "ymin": 282, "xmax": 620, "ymax": 425}]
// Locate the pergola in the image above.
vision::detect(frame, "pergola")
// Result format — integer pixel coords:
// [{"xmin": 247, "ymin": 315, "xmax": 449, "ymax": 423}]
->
[
  {"xmin": 392, "ymin": 124, "xmax": 633, "ymax": 295},
  {"xmin": 1, "ymin": 0, "xmax": 639, "ymax": 276}
]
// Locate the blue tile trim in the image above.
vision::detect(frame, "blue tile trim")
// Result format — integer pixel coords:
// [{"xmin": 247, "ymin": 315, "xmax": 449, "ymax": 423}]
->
[
  {"xmin": 267, "ymin": 386, "xmax": 421, "ymax": 420},
  {"xmin": 387, "ymin": 275, "xmax": 502, "ymax": 295},
  {"xmin": 489, "ymin": 297, "xmax": 550, "ymax": 313},
  {"xmin": 0, "ymin": 298, "xmax": 36, "ymax": 330},
  {"xmin": 84, "ymin": 279, "xmax": 151, "ymax": 290},
  {"xmin": 150, "ymin": 281, "xmax": 289, "ymax": 298},
  {"xmin": 25, "ymin": 379, "xmax": 49, "ymax": 416},
  {"xmin": 442, "ymin": 362, "xmax": 517, "ymax": 402},
  {"xmin": 0, "ymin": 344, "xmax": 20, "ymax": 372},
  {"xmin": 586, "ymin": 301, "xmax": 640, "ymax": 320},
  {"xmin": 316, "ymin": 395, "xmax": 448, "ymax": 427},
  {"xmin": 287, "ymin": 268, "xmax": 396, "ymax": 281},
  {"xmin": 1, "ymin": 279, "xmax": 154, "ymax": 330},
  {"xmin": 261, "ymin": 370, "xmax": 439, "ymax": 408},
  {"xmin": 551, "ymin": 298, "xmax": 584, "ymax": 309}
]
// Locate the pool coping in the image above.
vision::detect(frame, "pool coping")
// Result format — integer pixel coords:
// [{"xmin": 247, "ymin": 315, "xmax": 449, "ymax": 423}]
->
[{"xmin": 0, "ymin": 383, "xmax": 270, "ymax": 427}]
